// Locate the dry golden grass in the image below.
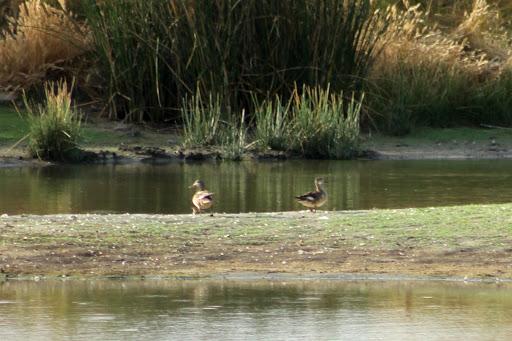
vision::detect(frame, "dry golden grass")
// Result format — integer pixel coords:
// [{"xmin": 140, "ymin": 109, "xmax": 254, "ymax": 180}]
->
[
  {"xmin": 373, "ymin": 0, "xmax": 512, "ymax": 81},
  {"xmin": 0, "ymin": 0, "xmax": 90, "ymax": 93},
  {"xmin": 452, "ymin": 0, "xmax": 511, "ymax": 71}
]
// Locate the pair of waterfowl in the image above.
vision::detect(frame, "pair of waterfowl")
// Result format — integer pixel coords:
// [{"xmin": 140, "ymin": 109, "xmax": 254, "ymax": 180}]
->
[{"xmin": 189, "ymin": 177, "xmax": 328, "ymax": 214}]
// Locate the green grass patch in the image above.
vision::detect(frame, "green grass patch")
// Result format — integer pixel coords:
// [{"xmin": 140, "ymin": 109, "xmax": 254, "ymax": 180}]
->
[
  {"xmin": 362, "ymin": 126, "xmax": 512, "ymax": 151},
  {"xmin": 80, "ymin": 125, "xmax": 142, "ymax": 147},
  {"xmin": 412, "ymin": 127, "xmax": 512, "ymax": 143},
  {"xmin": 0, "ymin": 106, "xmax": 29, "ymax": 143},
  {"xmin": 80, "ymin": 128, "xmax": 123, "ymax": 146}
]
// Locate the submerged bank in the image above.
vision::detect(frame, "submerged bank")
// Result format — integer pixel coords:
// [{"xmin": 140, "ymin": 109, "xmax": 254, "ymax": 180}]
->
[{"xmin": 1, "ymin": 204, "xmax": 511, "ymax": 280}]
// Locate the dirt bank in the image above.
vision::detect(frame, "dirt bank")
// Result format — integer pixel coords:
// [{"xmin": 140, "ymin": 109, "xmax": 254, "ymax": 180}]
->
[{"xmin": 4, "ymin": 119, "xmax": 512, "ymax": 169}]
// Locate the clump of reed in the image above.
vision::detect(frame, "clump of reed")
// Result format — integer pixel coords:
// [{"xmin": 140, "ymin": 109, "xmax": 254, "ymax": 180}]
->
[
  {"xmin": 19, "ymin": 79, "xmax": 83, "ymax": 160},
  {"xmin": 181, "ymin": 92, "xmax": 225, "ymax": 147},
  {"xmin": 181, "ymin": 90, "xmax": 251, "ymax": 160},
  {"xmin": 0, "ymin": 0, "xmax": 89, "ymax": 93},
  {"xmin": 220, "ymin": 110, "xmax": 251, "ymax": 161},
  {"xmin": 254, "ymin": 85, "xmax": 362, "ymax": 159}
]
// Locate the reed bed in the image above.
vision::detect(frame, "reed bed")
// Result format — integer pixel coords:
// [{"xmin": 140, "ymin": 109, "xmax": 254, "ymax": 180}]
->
[{"xmin": 77, "ymin": 0, "xmax": 388, "ymax": 122}]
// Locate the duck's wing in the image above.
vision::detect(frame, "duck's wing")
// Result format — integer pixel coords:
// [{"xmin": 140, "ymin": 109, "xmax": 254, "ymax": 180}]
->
[
  {"xmin": 197, "ymin": 191, "xmax": 214, "ymax": 201},
  {"xmin": 295, "ymin": 191, "xmax": 322, "ymax": 202}
]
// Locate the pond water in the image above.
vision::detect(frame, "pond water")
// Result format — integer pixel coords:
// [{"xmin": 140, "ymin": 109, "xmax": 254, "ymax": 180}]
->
[
  {"xmin": 1, "ymin": 159, "xmax": 512, "ymax": 214},
  {"xmin": 1, "ymin": 279, "xmax": 512, "ymax": 341}
]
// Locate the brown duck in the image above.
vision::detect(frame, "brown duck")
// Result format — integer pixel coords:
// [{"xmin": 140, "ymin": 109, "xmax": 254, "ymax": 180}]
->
[
  {"xmin": 189, "ymin": 179, "xmax": 214, "ymax": 214},
  {"xmin": 295, "ymin": 177, "xmax": 328, "ymax": 212}
]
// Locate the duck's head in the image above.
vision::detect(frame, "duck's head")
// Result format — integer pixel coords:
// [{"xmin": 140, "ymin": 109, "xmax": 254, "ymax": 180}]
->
[
  {"xmin": 189, "ymin": 179, "xmax": 206, "ymax": 190},
  {"xmin": 316, "ymin": 177, "xmax": 328, "ymax": 185}
]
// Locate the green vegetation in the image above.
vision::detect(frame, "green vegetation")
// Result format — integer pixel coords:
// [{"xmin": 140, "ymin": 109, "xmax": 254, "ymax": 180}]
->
[
  {"xmin": 181, "ymin": 92, "xmax": 226, "ymax": 147},
  {"xmin": 363, "ymin": 0, "xmax": 512, "ymax": 135},
  {"xmin": 77, "ymin": 0, "xmax": 386, "ymax": 123},
  {"xmin": 180, "ymin": 85, "xmax": 361, "ymax": 159},
  {"xmin": 253, "ymin": 85, "xmax": 361, "ymax": 158},
  {"xmin": 20, "ymin": 80, "xmax": 83, "ymax": 161},
  {"xmin": 180, "ymin": 91, "xmax": 251, "ymax": 160},
  {"xmin": 0, "ymin": 106, "xmax": 29, "ymax": 142},
  {"xmin": 0, "ymin": 105, "xmax": 138, "ymax": 149},
  {"xmin": 2, "ymin": 0, "xmax": 512, "ymax": 158}
]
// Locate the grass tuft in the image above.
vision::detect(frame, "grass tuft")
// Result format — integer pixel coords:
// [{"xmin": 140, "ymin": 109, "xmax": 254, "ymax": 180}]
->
[
  {"xmin": 19, "ymin": 78, "xmax": 83, "ymax": 160},
  {"xmin": 181, "ymin": 91, "xmax": 225, "ymax": 147}
]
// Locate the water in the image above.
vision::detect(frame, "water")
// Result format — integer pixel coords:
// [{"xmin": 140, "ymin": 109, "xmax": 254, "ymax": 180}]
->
[
  {"xmin": 1, "ymin": 279, "xmax": 511, "ymax": 340},
  {"xmin": 2, "ymin": 160, "xmax": 511, "ymax": 339},
  {"xmin": 1, "ymin": 159, "xmax": 511, "ymax": 214}
]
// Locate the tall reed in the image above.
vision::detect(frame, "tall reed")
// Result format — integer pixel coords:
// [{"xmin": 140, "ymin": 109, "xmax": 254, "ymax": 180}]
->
[
  {"xmin": 366, "ymin": 61, "xmax": 474, "ymax": 135},
  {"xmin": 78, "ymin": 0, "xmax": 389, "ymax": 123},
  {"xmin": 181, "ymin": 90, "xmax": 251, "ymax": 160},
  {"xmin": 220, "ymin": 110, "xmax": 251, "ymax": 161},
  {"xmin": 290, "ymin": 86, "xmax": 361, "ymax": 158},
  {"xmin": 253, "ymin": 95, "xmax": 292, "ymax": 152}
]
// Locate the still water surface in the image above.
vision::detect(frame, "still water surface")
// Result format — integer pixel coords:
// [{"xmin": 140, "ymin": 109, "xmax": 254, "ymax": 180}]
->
[
  {"xmin": 1, "ymin": 159, "xmax": 512, "ymax": 214},
  {"xmin": 1, "ymin": 279, "xmax": 511, "ymax": 340}
]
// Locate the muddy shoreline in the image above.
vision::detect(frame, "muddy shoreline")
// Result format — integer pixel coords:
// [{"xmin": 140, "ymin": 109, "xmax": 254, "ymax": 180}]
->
[
  {"xmin": 2, "ymin": 141, "xmax": 512, "ymax": 169},
  {"xmin": 4, "ymin": 115, "xmax": 512, "ymax": 167}
]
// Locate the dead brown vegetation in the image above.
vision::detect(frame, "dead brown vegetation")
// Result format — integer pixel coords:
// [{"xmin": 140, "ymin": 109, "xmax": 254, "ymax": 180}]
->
[
  {"xmin": 0, "ymin": 0, "xmax": 89, "ymax": 93},
  {"xmin": 374, "ymin": 0, "xmax": 511, "ymax": 81}
]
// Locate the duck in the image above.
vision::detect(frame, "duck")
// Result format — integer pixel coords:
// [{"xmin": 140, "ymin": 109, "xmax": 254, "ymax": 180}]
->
[
  {"xmin": 295, "ymin": 177, "xmax": 328, "ymax": 212},
  {"xmin": 189, "ymin": 179, "xmax": 215, "ymax": 214}
]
